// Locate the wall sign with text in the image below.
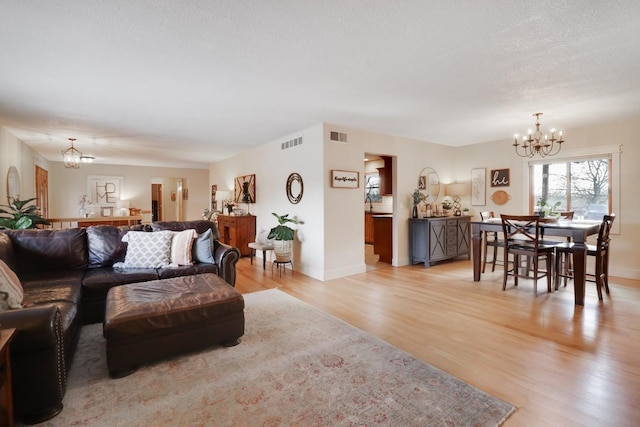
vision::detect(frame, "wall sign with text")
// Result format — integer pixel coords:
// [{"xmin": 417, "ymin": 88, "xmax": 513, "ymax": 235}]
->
[
  {"xmin": 490, "ymin": 169, "xmax": 510, "ymax": 187},
  {"xmin": 331, "ymin": 170, "xmax": 359, "ymax": 188}
]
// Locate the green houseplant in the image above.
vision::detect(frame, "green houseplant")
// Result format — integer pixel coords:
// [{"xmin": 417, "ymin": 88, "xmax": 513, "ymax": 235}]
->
[
  {"xmin": 267, "ymin": 212, "xmax": 300, "ymax": 262},
  {"xmin": 0, "ymin": 197, "xmax": 50, "ymax": 229}
]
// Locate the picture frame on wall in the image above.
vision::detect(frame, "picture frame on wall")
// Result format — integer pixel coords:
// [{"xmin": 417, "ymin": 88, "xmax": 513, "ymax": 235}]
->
[
  {"xmin": 234, "ymin": 174, "xmax": 256, "ymax": 203},
  {"xmin": 331, "ymin": 170, "xmax": 359, "ymax": 188},
  {"xmin": 490, "ymin": 168, "xmax": 510, "ymax": 187},
  {"xmin": 471, "ymin": 168, "xmax": 486, "ymax": 206}
]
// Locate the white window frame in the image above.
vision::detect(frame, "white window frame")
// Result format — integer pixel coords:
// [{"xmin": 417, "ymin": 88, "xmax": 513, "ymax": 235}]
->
[{"xmin": 521, "ymin": 144, "xmax": 621, "ymax": 234}]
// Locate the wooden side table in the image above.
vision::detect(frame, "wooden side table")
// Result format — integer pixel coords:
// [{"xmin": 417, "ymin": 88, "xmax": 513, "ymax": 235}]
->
[{"xmin": 0, "ymin": 328, "xmax": 16, "ymax": 427}]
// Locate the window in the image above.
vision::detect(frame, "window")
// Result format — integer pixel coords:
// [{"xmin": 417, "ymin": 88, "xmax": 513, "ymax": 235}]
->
[
  {"xmin": 526, "ymin": 145, "xmax": 620, "ymax": 229},
  {"xmin": 530, "ymin": 157, "xmax": 611, "ymax": 219},
  {"xmin": 364, "ymin": 173, "xmax": 382, "ymax": 202}
]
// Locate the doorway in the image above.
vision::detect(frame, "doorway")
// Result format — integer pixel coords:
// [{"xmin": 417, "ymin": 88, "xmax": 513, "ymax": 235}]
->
[
  {"xmin": 364, "ymin": 153, "xmax": 394, "ymax": 269},
  {"xmin": 35, "ymin": 166, "xmax": 48, "ymax": 218},
  {"xmin": 151, "ymin": 183, "xmax": 163, "ymax": 221}
]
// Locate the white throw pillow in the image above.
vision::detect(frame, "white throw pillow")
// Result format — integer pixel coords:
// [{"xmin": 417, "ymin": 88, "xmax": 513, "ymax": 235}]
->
[
  {"xmin": 170, "ymin": 229, "xmax": 197, "ymax": 266},
  {"xmin": 0, "ymin": 259, "xmax": 23, "ymax": 311},
  {"xmin": 122, "ymin": 231, "xmax": 173, "ymax": 268}
]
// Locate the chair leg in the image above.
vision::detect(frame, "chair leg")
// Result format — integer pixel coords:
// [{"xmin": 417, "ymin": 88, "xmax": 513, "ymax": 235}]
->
[
  {"xmin": 595, "ymin": 255, "xmax": 604, "ymax": 301},
  {"xmin": 491, "ymin": 244, "xmax": 498, "ymax": 272},
  {"xmin": 546, "ymin": 254, "xmax": 552, "ymax": 293},
  {"xmin": 603, "ymin": 251, "xmax": 611, "ymax": 294},
  {"xmin": 482, "ymin": 237, "xmax": 488, "ymax": 274},
  {"xmin": 502, "ymin": 252, "xmax": 509, "ymax": 291},
  {"xmin": 513, "ymin": 255, "xmax": 519, "ymax": 287},
  {"xmin": 250, "ymin": 248, "xmax": 254, "ymax": 265}
]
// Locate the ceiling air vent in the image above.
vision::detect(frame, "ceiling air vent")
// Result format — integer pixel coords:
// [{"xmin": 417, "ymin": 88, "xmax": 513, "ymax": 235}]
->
[
  {"xmin": 281, "ymin": 136, "xmax": 303, "ymax": 150},
  {"xmin": 330, "ymin": 131, "xmax": 348, "ymax": 143}
]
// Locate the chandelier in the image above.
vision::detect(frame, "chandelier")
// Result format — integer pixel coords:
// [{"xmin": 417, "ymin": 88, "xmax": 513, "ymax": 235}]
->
[
  {"xmin": 513, "ymin": 113, "xmax": 564, "ymax": 158},
  {"xmin": 61, "ymin": 137, "xmax": 82, "ymax": 168}
]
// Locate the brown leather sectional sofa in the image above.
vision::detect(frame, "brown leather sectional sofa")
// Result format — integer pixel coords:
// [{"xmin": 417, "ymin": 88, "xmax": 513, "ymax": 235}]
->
[{"xmin": 0, "ymin": 220, "xmax": 239, "ymax": 424}]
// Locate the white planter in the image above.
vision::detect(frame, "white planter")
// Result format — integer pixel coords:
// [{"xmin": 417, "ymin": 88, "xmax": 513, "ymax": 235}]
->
[{"xmin": 273, "ymin": 240, "xmax": 293, "ymax": 262}]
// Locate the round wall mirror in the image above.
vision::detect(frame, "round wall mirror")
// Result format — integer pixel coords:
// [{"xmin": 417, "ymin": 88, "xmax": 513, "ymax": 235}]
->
[
  {"xmin": 6, "ymin": 166, "xmax": 20, "ymax": 201},
  {"xmin": 286, "ymin": 173, "xmax": 303, "ymax": 204},
  {"xmin": 417, "ymin": 167, "xmax": 440, "ymax": 203}
]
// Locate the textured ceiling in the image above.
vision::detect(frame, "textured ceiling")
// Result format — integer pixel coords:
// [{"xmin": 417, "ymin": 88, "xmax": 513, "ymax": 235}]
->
[{"xmin": 1, "ymin": 1, "xmax": 640, "ymax": 168}]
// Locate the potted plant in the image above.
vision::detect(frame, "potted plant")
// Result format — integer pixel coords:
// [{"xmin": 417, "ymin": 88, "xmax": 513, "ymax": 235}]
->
[
  {"xmin": 535, "ymin": 198, "xmax": 561, "ymax": 218},
  {"xmin": 0, "ymin": 197, "xmax": 50, "ymax": 229},
  {"xmin": 267, "ymin": 212, "xmax": 300, "ymax": 262},
  {"xmin": 411, "ymin": 189, "xmax": 425, "ymax": 218}
]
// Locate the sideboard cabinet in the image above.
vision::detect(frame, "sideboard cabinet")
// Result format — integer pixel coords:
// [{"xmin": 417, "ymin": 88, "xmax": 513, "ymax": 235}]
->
[
  {"xmin": 408, "ymin": 216, "xmax": 470, "ymax": 268},
  {"xmin": 217, "ymin": 215, "xmax": 256, "ymax": 257}
]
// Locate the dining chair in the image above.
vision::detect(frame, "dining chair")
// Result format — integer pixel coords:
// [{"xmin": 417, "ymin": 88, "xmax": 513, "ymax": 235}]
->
[
  {"xmin": 480, "ymin": 211, "xmax": 503, "ymax": 273},
  {"xmin": 500, "ymin": 215, "xmax": 557, "ymax": 296},
  {"xmin": 554, "ymin": 214, "xmax": 616, "ymax": 300}
]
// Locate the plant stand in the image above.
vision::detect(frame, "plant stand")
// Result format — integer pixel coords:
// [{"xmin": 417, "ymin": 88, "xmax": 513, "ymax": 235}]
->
[{"xmin": 272, "ymin": 260, "xmax": 293, "ymax": 277}]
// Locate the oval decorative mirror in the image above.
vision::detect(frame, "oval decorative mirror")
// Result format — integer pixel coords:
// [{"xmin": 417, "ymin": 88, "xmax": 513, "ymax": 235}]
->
[
  {"xmin": 286, "ymin": 172, "xmax": 303, "ymax": 204},
  {"xmin": 6, "ymin": 166, "xmax": 20, "ymax": 200},
  {"xmin": 417, "ymin": 167, "xmax": 440, "ymax": 203}
]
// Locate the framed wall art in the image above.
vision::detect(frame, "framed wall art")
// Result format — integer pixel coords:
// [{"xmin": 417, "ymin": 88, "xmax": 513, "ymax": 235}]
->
[
  {"xmin": 234, "ymin": 174, "xmax": 256, "ymax": 203},
  {"xmin": 87, "ymin": 175, "xmax": 124, "ymax": 205},
  {"xmin": 490, "ymin": 168, "xmax": 510, "ymax": 187},
  {"xmin": 331, "ymin": 170, "xmax": 359, "ymax": 188},
  {"xmin": 471, "ymin": 168, "xmax": 486, "ymax": 206}
]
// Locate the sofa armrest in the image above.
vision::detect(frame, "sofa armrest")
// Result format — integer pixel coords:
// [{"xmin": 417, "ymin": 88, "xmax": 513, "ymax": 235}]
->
[
  {"xmin": 213, "ymin": 240, "xmax": 240, "ymax": 286},
  {"xmin": 1, "ymin": 305, "xmax": 66, "ymax": 423},
  {"xmin": 0, "ymin": 305, "xmax": 62, "ymax": 351}
]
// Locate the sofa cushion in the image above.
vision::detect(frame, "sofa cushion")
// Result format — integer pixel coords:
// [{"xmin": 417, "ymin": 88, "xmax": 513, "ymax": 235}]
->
[
  {"xmin": 121, "ymin": 231, "xmax": 172, "ymax": 268},
  {"xmin": 87, "ymin": 225, "xmax": 131, "ymax": 268},
  {"xmin": 82, "ymin": 267, "xmax": 159, "ymax": 298},
  {"xmin": 170, "ymin": 229, "xmax": 197, "ymax": 266},
  {"xmin": 4, "ymin": 228, "xmax": 88, "ymax": 274},
  {"xmin": 192, "ymin": 229, "xmax": 215, "ymax": 264},
  {"xmin": 0, "ymin": 259, "xmax": 23, "ymax": 310}
]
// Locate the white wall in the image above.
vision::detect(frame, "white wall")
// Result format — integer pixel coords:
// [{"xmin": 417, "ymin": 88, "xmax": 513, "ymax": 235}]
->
[
  {"xmin": 209, "ymin": 123, "xmax": 326, "ymax": 279},
  {"xmin": 47, "ymin": 162, "xmax": 209, "ymax": 220},
  {"xmin": 0, "ymin": 127, "xmax": 49, "ymax": 204}
]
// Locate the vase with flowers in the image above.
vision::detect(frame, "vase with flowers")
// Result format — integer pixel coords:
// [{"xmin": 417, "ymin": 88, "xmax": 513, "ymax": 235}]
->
[
  {"xmin": 225, "ymin": 201, "xmax": 237, "ymax": 215},
  {"xmin": 411, "ymin": 189, "xmax": 425, "ymax": 218},
  {"xmin": 78, "ymin": 195, "xmax": 89, "ymax": 217}
]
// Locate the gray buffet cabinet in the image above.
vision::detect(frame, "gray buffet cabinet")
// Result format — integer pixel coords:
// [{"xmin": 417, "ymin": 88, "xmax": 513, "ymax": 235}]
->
[{"xmin": 408, "ymin": 216, "xmax": 471, "ymax": 267}]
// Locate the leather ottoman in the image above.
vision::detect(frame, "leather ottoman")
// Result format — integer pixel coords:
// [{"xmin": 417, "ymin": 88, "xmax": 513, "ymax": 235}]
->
[{"xmin": 103, "ymin": 273, "xmax": 244, "ymax": 378}]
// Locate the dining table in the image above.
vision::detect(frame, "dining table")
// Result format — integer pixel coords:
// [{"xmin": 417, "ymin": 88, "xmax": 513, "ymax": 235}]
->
[{"xmin": 471, "ymin": 218, "xmax": 601, "ymax": 305}]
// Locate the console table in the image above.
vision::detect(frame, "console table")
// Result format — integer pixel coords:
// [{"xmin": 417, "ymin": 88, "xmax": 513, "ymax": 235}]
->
[
  {"xmin": 217, "ymin": 215, "xmax": 256, "ymax": 257},
  {"xmin": 409, "ymin": 216, "xmax": 470, "ymax": 268}
]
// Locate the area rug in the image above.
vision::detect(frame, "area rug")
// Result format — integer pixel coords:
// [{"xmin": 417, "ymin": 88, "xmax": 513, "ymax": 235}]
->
[{"xmin": 28, "ymin": 289, "xmax": 516, "ymax": 426}]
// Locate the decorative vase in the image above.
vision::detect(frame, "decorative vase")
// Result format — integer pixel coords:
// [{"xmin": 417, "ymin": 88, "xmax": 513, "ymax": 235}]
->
[
  {"xmin": 412, "ymin": 205, "xmax": 418, "ymax": 218},
  {"xmin": 79, "ymin": 207, "xmax": 86, "ymax": 218},
  {"xmin": 227, "ymin": 206, "xmax": 233, "ymax": 215}
]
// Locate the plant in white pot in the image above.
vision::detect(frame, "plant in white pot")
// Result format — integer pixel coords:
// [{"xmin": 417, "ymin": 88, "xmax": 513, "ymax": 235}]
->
[{"xmin": 267, "ymin": 212, "xmax": 299, "ymax": 262}]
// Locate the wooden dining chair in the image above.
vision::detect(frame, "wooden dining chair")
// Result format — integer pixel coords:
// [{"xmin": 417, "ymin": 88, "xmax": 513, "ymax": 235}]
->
[
  {"xmin": 500, "ymin": 215, "xmax": 557, "ymax": 296},
  {"xmin": 554, "ymin": 214, "xmax": 616, "ymax": 300},
  {"xmin": 480, "ymin": 211, "xmax": 502, "ymax": 273}
]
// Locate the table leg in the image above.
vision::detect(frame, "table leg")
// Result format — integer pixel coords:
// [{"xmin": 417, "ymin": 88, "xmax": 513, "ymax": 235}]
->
[
  {"xmin": 472, "ymin": 223, "xmax": 483, "ymax": 281},
  {"xmin": 262, "ymin": 250, "xmax": 267, "ymax": 270},
  {"xmin": 571, "ymin": 241, "xmax": 588, "ymax": 306}
]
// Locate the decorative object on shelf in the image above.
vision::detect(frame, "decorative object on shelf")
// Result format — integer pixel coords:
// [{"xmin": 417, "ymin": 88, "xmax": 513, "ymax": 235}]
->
[
  {"xmin": 101, "ymin": 207, "xmax": 113, "ymax": 217},
  {"xmin": 62, "ymin": 137, "xmax": 82, "ymax": 168},
  {"xmin": 411, "ymin": 189, "xmax": 425, "ymax": 219},
  {"xmin": 471, "ymin": 168, "xmax": 486, "ymax": 206},
  {"xmin": 78, "ymin": 194, "xmax": 89, "ymax": 217},
  {"xmin": 513, "ymin": 112, "xmax": 565, "ymax": 158},
  {"xmin": 444, "ymin": 182, "xmax": 470, "ymax": 216},
  {"xmin": 225, "ymin": 201, "xmax": 237, "ymax": 215},
  {"xmin": 441, "ymin": 198, "xmax": 453, "ymax": 215},
  {"xmin": 331, "ymin": 170, "xmax": 359, "ymax": 188},
  {"xmin": 286, "ymin": 173, "xmax": 304, "ymax": 204},
  {"xmin": 267, "ymin": 212, "xmax": 300, "ymax": 262},
  {"xmin": 215, "ymin": 190, "xmax": 230, "ymax": 213},
  {"xmin": 490, "ymin": 169, "xmax": 510, "ymax": 187},
  {"xmin": 490, "ymin": 190, "xmax": 511, "ymax": 205},
  {"xmin": 0, "ymin": 197, "xmax": 50, "ymax": 229},
  {"xmin": 463, "ymin": 208, "xmax": 470, "ymax": 216},
  {"xmin": 234, "ymin": 174, "xmax": 256, "ymax": 203}
]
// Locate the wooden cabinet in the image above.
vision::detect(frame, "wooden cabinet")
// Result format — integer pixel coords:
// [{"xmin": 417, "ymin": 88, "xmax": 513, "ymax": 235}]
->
[
  {"xmin": 377, "ymin": 156, "xmax": 393, "ymax": 195},
  {"xmin": 0, "ymin": 328, "xmax": 16, "ymax": 427},
  {"xmin": 217, "ymin": 215, "xmax": 256, "ymax": 257},
  {"xmin": 373, "ymin": 215, "xmax": 393, "ymax": 263},
  {"xmin": 364, "ymin": 212, "xmax": 375, "ymax": 244},
  {"xmin": 409, "ymin": 217, "xmax": 470, "ymax": 268}
]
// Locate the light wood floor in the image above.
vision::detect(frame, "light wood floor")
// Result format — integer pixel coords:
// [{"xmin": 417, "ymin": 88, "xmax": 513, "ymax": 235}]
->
[{"xmin": 235, "ymin": 256, "xmax": 640, "ymax": 427}]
